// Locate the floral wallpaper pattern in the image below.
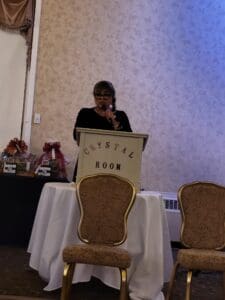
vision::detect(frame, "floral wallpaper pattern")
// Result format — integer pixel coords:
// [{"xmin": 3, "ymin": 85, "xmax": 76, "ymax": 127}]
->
[{"xmin": 31, "ymin": 0, "xmax": 225, "ymax": 192}]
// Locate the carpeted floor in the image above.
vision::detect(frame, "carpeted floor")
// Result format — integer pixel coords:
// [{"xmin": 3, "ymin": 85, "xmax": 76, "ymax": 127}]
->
[{"xmin": 0, "ymin": 245, "xmax": 224, "ymax": 299}]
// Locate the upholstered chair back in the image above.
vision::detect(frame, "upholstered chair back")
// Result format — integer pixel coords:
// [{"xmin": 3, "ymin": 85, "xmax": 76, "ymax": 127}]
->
[
  {"xmin": 76, "ymin": 173, "xmax": 136, "ymax": 246},
  {"xmin": 179, "ymin": 181, "xmax": 225, "ymax": 249}
]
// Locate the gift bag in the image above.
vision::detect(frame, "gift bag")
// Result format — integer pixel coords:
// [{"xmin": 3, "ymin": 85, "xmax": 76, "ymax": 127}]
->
[
  {"xmin": 37, "ymin": 142, "xmax": 67, "ymax": 178},
  {"xmin": 1, "ymin": 138, "xmax": 36, "ymax": 175}
]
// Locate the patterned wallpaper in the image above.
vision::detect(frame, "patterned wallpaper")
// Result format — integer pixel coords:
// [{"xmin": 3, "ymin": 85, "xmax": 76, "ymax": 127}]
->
[{"xmin": 31, "ymin": 0, "xmax": 225, "ymax": 192}]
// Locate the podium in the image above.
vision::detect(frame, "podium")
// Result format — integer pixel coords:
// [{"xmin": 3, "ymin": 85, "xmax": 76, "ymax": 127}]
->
[{"xmin": 76, "ymin": 128, "xmax": 148, "ymax": 191}]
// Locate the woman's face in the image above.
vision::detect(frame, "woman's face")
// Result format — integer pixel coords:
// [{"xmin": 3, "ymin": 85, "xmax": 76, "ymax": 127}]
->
[{"xmin": 94, "ymin": 89, "xmax": 113, "ymax": 110}]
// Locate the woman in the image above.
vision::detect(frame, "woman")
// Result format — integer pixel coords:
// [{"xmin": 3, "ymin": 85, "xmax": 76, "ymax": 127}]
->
[
  {"xmin": 73, "ymin": 80, "xmax": 132, "ymax": 180},
  {"xmin": 73, "ymin": 80, "xmax": 132, "ymax": 142}
]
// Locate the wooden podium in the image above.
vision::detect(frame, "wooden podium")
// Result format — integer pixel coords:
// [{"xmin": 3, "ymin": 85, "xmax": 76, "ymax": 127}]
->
[{"xmin": 76, "ymin": 128, "xmax": 148, "ymax": 191}]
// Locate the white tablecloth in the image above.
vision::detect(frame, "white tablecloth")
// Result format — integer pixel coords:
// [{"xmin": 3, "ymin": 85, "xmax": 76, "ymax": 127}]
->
[{"xmin": 28, "ymin": 182, "xmax": 173, "ymax": 300}]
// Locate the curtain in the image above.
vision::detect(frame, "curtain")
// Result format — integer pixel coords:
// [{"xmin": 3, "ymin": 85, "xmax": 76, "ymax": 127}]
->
[
  {"xmin": 0, "ymin": 0, "xmax": 36, "ymax": 148},
  {"xmin": 0, "ymin": 0, "xmax": 36, "ymax": 66},
  {"xmin": 0, "ymin": 29, "xmax": 27, "ymax": 151}
]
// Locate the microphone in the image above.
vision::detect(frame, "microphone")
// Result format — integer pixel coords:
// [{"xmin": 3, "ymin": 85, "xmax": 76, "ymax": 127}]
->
[
  {"xmin": 101, "ymin": 104, "xmax": 113, "ymax": 111},
  {"xmin": 99, "ymin": 104, "xmax": 114, "ymax": 124},
  {"xmin": 105, "ymin": 104, "xmax": 113, "ymax": 123},
  {"xmin": 105, "ymin": 105, "xmax": 119, "ymax": 129},
  {"xmin": 107, "ymin": 104, "xmax": 113, "ymax": 111}
]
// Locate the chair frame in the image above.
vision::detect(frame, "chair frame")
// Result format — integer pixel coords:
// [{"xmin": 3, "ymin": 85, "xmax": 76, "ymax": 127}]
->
[
  {"xmin": 60, "ymin": 173, "xmax": 136, "ymax": 300},
  {"xmin": 166, "ymin": 181, "xmax": 225, "ymax": 300}
]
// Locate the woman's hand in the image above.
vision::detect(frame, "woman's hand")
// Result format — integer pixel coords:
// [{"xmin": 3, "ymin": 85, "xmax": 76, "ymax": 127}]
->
[
  {"xmin": 95, "ymin": 105, "xmax": 121, "ymax": 130},
  {"xmin": 105, "ymin": 109, "xmax": 121, "ymax": 130}
]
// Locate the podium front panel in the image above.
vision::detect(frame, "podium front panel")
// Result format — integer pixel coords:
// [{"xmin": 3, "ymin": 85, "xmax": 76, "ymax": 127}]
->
[{"xmin": 76, "ymin": 128, "xmax": 148, "ymax": 191}]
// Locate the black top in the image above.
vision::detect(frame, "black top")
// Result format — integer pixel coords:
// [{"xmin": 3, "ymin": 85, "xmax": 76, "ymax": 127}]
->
[{"xmin": 73, "ymin": 107, "xmax": 132, "ymax": 140}]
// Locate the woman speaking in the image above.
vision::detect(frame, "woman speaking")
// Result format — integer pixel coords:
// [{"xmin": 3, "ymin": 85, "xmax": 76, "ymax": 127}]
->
[{"xmin": 73, "ymin": 80, "xmax": 132, "ymax": 142}]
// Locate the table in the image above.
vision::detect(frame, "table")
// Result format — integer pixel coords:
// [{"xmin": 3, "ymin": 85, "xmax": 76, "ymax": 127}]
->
[
  {"xmin": 28, "ymin": 182, "xmax": 173, "ymax": 300},
  {"xmin": 0, "ymin": 174, "xmax": 68, "ymax": 246}
]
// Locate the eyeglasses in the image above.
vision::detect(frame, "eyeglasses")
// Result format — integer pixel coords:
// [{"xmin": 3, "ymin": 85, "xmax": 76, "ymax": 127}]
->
[{"xmin": 94, "ymin": 93, "xmax": 112, "ymax": 99}]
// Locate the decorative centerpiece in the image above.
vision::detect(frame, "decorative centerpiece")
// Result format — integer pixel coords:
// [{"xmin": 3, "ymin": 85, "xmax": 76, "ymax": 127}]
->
[
  {"xmin": 1, "ymin": 138, "xmax": 36, "ymax": 176},
  {"xmin": 35, "ymin": 141, "xmax": 67, "ymax": 178}
]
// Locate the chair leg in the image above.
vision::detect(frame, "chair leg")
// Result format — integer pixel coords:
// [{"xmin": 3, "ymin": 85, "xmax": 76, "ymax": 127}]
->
[
  {"xmin": 166, "ymin": 261, "xmax": 179, "ymax": 300},
  {"xmin": 223, "ymin": 271, "xmax": 225, "ymax": 300},
  {"xmin": 119, "ymin": 268, "xmax": 129, "ymax": 300},
  {"xmin": 185, "ymin": 270, "xmax": 193, "ymax": 300},
  {"xmin": 60, "ymin": 262, "xmax": 75, "ymax": 300}
]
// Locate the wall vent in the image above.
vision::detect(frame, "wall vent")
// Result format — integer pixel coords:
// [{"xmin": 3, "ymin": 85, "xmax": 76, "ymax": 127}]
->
[{"xmin": 164, "ymin": 198, "xmax": 180, "ymax": 210}]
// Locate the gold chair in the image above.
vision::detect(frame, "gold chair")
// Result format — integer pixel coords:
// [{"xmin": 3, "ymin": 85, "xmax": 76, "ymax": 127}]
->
[
  {"xmin": 166, "ymin": 181, "xmax": 225, "ymax": 300},
  {"xmin": 60, "ymin": 173, "xmax": 136, "ymax": 300}
]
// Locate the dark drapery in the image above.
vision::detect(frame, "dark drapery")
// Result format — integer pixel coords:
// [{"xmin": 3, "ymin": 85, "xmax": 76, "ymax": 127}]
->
[{"xmin": 0, "ymin": 0, "xmax": 36, "ymax": 66}]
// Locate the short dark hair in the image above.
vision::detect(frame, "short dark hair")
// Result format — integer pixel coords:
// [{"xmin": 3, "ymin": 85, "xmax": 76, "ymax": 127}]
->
[{"xmin": 93, "ymin": 81, "xmax": 116, "ymax": 110}]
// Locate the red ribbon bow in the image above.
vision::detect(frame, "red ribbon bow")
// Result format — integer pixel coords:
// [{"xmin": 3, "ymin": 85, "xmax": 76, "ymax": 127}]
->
[{"xmin": 43, "ymin": 142, "xmax": 61, "ymax": 153}]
